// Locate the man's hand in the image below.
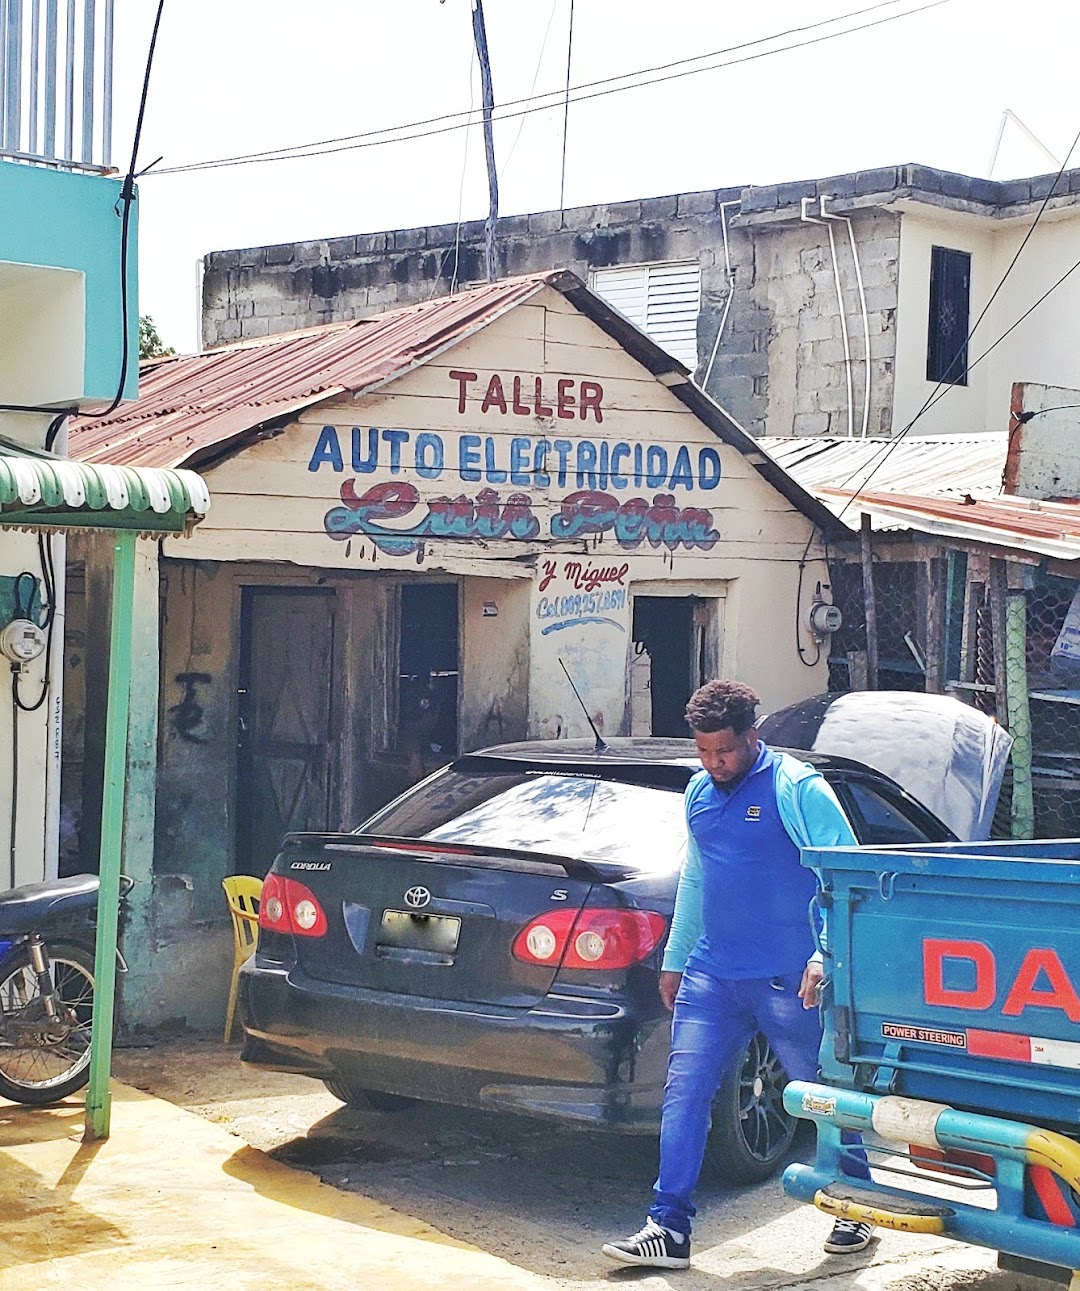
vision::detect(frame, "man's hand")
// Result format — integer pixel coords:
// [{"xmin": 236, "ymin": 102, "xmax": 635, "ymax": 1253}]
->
[
  {"xmin": 798, "ymin": 960, "xmax": 824, "ymax": 1010},
  {"xmin": 659, "ymin": 971, "xmax": 682, "ymax": 1012}
]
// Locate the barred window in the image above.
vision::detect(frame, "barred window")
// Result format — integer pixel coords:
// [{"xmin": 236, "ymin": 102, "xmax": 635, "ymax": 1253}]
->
[{"xmin": 926, "ymin": 246, "xmax": 971, "ymax": 386}]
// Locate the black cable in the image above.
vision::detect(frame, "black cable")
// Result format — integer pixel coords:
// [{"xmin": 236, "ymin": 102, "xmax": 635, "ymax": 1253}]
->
[
  {"xmin": 151, "ymin": 0, "xmax": 947, "ymax": 176},
  {"xmin": 834, "ymin": 122, "xmax": 1080, "ymax": 522}
]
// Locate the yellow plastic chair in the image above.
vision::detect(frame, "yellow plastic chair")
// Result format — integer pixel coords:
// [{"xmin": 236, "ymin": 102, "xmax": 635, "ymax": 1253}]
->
[{"xmin": 222, "ymin": 875, "xmax": 263, "ymax": 1043}]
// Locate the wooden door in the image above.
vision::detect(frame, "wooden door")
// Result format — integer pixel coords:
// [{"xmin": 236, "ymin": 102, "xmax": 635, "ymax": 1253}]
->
[{"xmin": 236, "ymin": 587, "xmax": 336, "ymax": 875}]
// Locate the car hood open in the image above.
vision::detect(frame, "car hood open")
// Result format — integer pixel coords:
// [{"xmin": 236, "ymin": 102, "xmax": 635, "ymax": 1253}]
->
[{"xmin": 757, "ymin": 692, "xmax": 1012, "ymax": 841}]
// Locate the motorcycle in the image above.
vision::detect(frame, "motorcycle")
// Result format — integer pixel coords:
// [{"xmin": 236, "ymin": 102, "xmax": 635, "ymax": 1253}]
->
[{"xmin": 0, "ymin": 873, "xmax": 127, "ymax": 1105}]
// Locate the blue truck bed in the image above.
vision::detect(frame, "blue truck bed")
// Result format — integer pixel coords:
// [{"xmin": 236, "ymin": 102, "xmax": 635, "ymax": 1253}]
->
[{"xmin": 784, "ymin": 839, "xmax": 1080, "ymax": 1283}]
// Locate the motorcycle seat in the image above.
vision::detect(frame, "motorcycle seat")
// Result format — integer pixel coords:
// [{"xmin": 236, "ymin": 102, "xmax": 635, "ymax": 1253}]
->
[{"xmin": 0, "ymin": 874, "xmax": 100, "ymax": 933}]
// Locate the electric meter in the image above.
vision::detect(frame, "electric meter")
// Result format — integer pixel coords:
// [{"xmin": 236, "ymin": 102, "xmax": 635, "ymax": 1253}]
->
[
  {"xmin": 808, "ymin": 601, "xmax": 843, "ymax": 638},
  {"xmin": 0, "ymin": 619, "xmax": 47, "ymax": 664}
]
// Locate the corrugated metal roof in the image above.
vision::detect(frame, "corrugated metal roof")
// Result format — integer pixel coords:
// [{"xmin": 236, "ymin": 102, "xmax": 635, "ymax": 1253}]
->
[
  {"xmin": 70, "ymin": 273, "xmax": 556, "ymax": 469},
  {"xmin": 818, "ymin": 486, "xmax": 1080, "ymax": 561},
  {"xmin": 66, "ymin": 270, "xmax": 853, "ymax": 543},
  {"xmin": 759, "ymin": 435, "xmax": 1006, "ymax": 499}
]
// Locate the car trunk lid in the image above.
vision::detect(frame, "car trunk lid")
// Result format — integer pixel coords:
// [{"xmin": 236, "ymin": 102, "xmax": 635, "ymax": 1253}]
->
[{"xmin": 277, "ymin": 833, "xmax": 601, "ymax": 1008}]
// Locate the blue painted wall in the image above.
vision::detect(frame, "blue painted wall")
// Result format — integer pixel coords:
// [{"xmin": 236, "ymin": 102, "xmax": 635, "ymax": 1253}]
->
[{"xmin": 0, "ymin": 160, "xmax": 138, "ymax": 403}]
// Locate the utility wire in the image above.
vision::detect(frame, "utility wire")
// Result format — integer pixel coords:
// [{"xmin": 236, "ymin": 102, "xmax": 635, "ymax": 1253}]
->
[
  {"xmin": 832, "ymin": 121, "xmax": 1080, "ymax": 518},
  {"xmin": 150, "ymin": 0, "xmax": 946, "ymax": 177}
]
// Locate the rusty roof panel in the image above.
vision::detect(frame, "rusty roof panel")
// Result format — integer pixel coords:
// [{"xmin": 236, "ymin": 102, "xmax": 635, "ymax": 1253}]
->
[
  {"xmin": 819, "ymin": 486, "xmax": 1080, "ymax": 560},
  {"xmin": 70, "ymin": 274, "xmax": 553, "ymax": 467}
]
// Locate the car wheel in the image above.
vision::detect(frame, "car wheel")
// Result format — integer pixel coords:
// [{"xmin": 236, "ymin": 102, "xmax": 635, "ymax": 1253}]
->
[
  {"xmin": 703, "ymin": 1032, "xmax": 797, "ymax": 1185},
  {"xmin": 323, "ymin": 1078, "xmax": 417, "ymax": 1112}
]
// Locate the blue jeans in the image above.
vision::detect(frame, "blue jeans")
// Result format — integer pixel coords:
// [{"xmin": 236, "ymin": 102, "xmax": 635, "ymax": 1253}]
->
[{"xmin": 648, "ymin": 965, "xmax": 867, "ymax": 1236}]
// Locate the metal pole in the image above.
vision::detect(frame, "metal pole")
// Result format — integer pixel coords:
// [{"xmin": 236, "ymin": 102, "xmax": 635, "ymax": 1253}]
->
[
  {"xmin": 81, "ymin": 0, "xmax": 95, "ymax": 164},
  {"xmin": 29, "ymin": 0, "xmax": 40, "ymax": 155},
  {"xmin": 1005, "ymin": 579, "xmax": 1034, "ymax": 841},
  {"xmin": 101, "ymin": 0, "xmax": 111, "ymax": 167},
  {"xmin": 43, "ymin": 0, "xmax": 56, "ymax": 157},
  {"xmin": 4, "ymin": 0, "xmax": 23, "ymax": 154},
  {"xmin": 84, "ymin": 529, "xmax": 135, "ymax": 1142},
  {"xmin": 63, "ymin": 0, "xmax": 74, "ymax": 161}
]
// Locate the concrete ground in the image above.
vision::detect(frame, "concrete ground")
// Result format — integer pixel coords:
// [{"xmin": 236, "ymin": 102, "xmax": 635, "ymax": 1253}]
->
[{"xmin": 83, "ymin": 1032, "xmax": 1056, "ymax": 1291}]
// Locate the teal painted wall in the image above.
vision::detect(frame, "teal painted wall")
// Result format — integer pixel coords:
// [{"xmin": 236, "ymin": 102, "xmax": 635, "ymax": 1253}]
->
[{"xmin": 0, "ymin": 161, "xmax": 138, "ymax": 403}]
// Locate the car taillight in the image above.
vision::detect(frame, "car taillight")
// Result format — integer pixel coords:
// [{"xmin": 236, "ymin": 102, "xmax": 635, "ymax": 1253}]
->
[
  {"xmin": 259, "ymin": 873, "xmax": 328, "ymax": 938},
  {"xmin": 513, "ymin": 908, "xmax": 667, "ymax": 970}
]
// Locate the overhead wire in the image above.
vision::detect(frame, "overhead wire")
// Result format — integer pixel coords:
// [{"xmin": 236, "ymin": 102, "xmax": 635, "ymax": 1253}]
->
[
  {"xmin": 149, "ymin": 0, "xmax": 948, "ymax": 177},
  {"xmin": 832, "ymin": 119, "xmax": 1080, "ymax": 521}
]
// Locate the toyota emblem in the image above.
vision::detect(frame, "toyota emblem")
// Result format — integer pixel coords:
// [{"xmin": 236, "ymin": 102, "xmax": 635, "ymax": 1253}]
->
[{"xmin": 404, "ymin": 886, "xmax": 431, "ymax": 909}]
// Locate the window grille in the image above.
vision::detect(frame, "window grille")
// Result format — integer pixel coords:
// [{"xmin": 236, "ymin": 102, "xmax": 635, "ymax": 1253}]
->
[{"xmin": 926, "ymin": 246, "xmax": 970, "ymax": 386}]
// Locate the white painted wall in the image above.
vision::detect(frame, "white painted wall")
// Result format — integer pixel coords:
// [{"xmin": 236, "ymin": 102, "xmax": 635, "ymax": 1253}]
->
[
  {"xmin": 0, "ymin": 261, "xmax": 85, "ymax": 410},
  {"xmin": 0, "ymin": 530, "xmax": 50, "ymax": 887},
  {"xmin": 894, "ymin": 206, "xmax": 1080, "ymax": 437}
]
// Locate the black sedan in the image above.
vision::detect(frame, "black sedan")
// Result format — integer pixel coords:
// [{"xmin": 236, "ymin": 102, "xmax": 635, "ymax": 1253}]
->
[{"xmin": 239, "ymin": 696, "xmax": 1007, "ymax": 1184}]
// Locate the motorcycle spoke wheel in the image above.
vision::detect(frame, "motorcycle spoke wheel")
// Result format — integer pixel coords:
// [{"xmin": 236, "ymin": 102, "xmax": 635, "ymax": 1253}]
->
[{"xmin": 0, "ymin": 944, "xmax": 95, "ymax": 1104}]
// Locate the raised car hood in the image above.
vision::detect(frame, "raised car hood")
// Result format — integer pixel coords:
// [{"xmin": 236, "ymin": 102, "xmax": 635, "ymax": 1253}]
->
[{"xmin": 758, "ymin": 692, "xmax": 1012, "ymax": 841}]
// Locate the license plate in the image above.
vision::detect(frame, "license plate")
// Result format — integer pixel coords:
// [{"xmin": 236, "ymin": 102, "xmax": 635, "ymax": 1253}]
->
[{"xmin": 379, "ymin": 910, "xmax": 461, "ymax": 953}]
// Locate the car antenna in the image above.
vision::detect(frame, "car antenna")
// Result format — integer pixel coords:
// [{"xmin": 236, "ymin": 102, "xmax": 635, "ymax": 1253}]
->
[{"xmin": 559, "ymin": 658, "xmax": 608, "ymax": 754}]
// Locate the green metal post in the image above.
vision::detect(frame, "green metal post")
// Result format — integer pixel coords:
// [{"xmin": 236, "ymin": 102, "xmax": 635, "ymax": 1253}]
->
[
  {"xmin": 1005, "ymin": 586, "xmax": 1035, "ymax": 841},
  {"xmin": 84, "ymin": 531, "xmax": 136, "ymax": 1141}
]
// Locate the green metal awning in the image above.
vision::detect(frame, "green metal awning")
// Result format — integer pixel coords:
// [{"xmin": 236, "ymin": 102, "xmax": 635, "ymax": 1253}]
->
[
  {"xmin": 0, "ymin": 435, "xmax": 209, "ymax": 1142},
  {"xmin": 0, "ymin": 436, "xmax": 210, "ymax": 533}
]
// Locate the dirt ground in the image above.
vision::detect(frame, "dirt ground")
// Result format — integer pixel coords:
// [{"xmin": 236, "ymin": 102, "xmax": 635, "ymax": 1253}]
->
[{"xmin": 111, "ymin": 1032, "xmax": 1049, "ymax": 1291}]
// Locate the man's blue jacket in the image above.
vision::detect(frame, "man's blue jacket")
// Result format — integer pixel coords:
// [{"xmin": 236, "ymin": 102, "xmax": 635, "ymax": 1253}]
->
[{"xmin": 661, "ymin": 746, "xmax": 856, "ymax": 974}]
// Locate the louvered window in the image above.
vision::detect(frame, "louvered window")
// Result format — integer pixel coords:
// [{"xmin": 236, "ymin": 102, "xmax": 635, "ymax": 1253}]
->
[
  {"xmin": 590, "ymin": 261, "xmax": 701, "ymax": 368},
  {"xmin": 926, "ymin": 246, "xmax": 970, "ymax": 386}
]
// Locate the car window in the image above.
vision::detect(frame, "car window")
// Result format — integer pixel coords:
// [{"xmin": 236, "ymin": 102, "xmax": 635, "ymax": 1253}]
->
[
  {"xmin": 838, "ymin": 780, "xmax": 945, "ymax": 846},
  {"xmin": 362, "ymin": 769, "xmax": 687, "ymax": 868}
]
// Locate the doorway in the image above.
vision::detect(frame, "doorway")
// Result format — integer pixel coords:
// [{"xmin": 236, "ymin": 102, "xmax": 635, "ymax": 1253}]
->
[
  {"xmin": 631, "ymin": 594, "xmax": 722, "ymax": 737},
  {"xmin": 236, "ymin": 587, "xmax": 337, "ymax": 876},
  {"xmin": 396, "ymin": 582, "xmax": 460, "ymax": 780}
]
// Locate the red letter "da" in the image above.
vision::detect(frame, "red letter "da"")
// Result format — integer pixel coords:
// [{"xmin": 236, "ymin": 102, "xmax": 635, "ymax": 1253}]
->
[
  {"xmin": 1002, "ymin": 950, "xmax": 1080, "ymax": 1023},
  {"xmin": 923, "ymin": 939, "xmax": 996, "ymax": 1010}
]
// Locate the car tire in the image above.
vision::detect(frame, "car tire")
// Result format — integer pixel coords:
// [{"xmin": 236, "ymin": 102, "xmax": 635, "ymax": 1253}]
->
[
  {"xmin": 323, "ymin": 1078, "xmax": 417, "ymax": 1112},
  {"xmin": 703, "ymin": 1032, "xmax": 797, "ymax": 1185}
]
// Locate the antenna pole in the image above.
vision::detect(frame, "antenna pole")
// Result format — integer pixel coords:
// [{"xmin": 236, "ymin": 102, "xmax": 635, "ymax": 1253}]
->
[{"xmin": 559, "ymin": 657, "xmax": 608, "ymax": 753}]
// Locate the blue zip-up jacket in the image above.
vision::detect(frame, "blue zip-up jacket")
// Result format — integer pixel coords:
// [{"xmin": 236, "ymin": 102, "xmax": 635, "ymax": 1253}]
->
[{"xmin": 662, "ymin": 741, "xmax": 857, "ymax": 977}]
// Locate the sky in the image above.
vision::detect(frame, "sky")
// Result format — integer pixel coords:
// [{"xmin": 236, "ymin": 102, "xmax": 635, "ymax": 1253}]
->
[{"xmin": 109, "ymin": 0, "xmax": 1080, "ymax": 353}]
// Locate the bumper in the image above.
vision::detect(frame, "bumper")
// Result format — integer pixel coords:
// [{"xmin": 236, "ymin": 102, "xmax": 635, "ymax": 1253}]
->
[
  {"xmin": 783, "ymin": 1081, "xmax": 1080, "ymax": 1280},
  {"xmin": 238, "ymin": 959, "xmax": 667, "ymax": 1131}
]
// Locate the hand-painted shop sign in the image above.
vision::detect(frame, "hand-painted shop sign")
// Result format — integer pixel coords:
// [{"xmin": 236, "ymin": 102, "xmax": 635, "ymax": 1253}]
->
[
  {"xmin": 311, "ymin": 413, "xmax": 723, "ymax": 564},
  {"xmin": 535, "ymin": 558, "xmax": 630, "ymax": 635}
]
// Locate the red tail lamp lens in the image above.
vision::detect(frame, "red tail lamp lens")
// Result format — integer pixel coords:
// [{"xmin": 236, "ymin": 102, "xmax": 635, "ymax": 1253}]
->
[
  {"xmin": 513, "ymin": 908, "xmax": 667, "ymax": 970},
  {"xmin": 258, "ymin": 873, "xmax": 328, "ymax": 938}
]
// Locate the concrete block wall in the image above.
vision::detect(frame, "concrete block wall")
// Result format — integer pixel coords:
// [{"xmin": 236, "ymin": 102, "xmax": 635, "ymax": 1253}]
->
[{"xmin": 201, "ymin": 174, "xmax": 945, "ymax": 438}]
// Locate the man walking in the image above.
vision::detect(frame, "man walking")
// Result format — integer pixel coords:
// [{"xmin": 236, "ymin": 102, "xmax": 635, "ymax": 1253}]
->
[{"xmin": 602, "ymin": 679, "xmax": 872, "ymax": 1270}]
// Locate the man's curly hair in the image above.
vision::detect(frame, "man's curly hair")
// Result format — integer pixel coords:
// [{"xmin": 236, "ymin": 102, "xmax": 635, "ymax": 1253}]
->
[{"xmin": 684, "ymin": 680, "xmax": 760, "ymax": 735}]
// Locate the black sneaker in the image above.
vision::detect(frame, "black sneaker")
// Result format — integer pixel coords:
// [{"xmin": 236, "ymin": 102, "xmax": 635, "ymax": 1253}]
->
[
  {"xmin": 602, "ymin": 1218, "xmax": 691, "ymax": 1269},
  {"xmin": 823, "ymin": 1218, "xmax": 874, "ymax": 1253}
]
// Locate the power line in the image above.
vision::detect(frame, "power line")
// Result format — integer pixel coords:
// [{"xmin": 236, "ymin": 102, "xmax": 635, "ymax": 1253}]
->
[
  {"xmin": 149, "ymin": 0, "xmax": 947, "ymax": 177},
  {"xmin": 833, "ymin": 122, "xmax": 1080, "ymax": 516}
]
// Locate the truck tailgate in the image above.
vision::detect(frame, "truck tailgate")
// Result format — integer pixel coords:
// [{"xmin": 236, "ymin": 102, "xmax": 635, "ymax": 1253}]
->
[{"xmin": 805, "ymin": 839, "xmax": 1080, "ymax": 1131}]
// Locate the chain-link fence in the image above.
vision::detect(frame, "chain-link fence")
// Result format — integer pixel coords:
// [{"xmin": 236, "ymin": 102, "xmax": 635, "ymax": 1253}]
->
[{"xmin": 827, "ymin": 550, "xmax": 1080, "ymax": 840}]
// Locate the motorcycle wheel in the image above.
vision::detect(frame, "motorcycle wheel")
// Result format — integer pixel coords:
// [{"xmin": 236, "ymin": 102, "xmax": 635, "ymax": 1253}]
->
[{"xmin": 0, "ymin": 941, "xmax": 96, "ymax": 1105}]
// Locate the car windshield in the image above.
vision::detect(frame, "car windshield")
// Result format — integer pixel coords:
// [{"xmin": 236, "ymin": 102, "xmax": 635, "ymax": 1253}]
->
[{"xmin": 363, "ymin": 768, "xmax": 687, "ymax": 868}]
